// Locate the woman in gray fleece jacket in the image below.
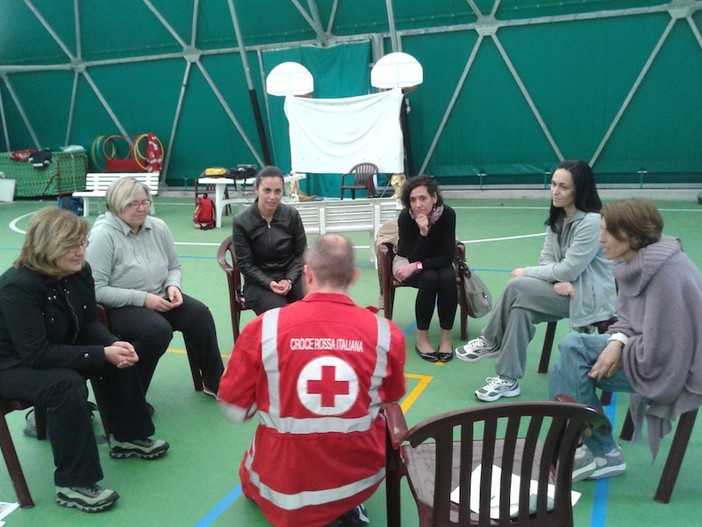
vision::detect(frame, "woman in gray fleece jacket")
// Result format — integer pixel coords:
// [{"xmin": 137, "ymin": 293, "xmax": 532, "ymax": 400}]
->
[
  {"xmin": 456, "ymin": 160, "xmax": 617, "ymax": 402},
  {"xmin": 86, "ymin": 177, "xmax": 224, "ymax": 402},
  {"xmin": 550, "ymin": 198, "xmax": 702, "ymax": 481}
]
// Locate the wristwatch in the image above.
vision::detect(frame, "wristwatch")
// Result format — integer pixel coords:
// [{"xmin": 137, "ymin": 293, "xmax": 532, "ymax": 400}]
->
[{"xmin": 415, "ymin": 262, "xmax": 423, "ymax": 274}]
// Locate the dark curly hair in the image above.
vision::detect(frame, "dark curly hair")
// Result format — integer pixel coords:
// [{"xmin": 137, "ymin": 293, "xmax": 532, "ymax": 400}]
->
[{"xmin": 400, "ymin": 176, "xmax": 444, "ymax": 209}]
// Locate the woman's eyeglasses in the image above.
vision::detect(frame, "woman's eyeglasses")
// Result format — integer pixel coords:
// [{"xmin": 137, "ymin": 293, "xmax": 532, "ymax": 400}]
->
[
  {"xmin": 127, "ymin": 199, "xmax": 152, "ymax": 209},
  {"xmin": 68, "ymin": 241, "xmax": 89, "ymax": 254}
]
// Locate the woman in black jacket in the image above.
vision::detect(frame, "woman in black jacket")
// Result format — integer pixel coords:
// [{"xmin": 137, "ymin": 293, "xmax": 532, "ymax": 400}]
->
[
  {"xmin": 394, "ymin": 176, "xmax": 457, "ymax": 362},
  {"xmin": 0, "ymin": 208, "xmax": 168, "ymax": 513},
  {"xmin": 232, "ymin": 166, "xmax": 308, "ymax": 315}
]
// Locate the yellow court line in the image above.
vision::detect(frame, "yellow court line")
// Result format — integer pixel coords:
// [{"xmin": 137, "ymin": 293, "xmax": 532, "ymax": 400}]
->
[{"xmin": 401, "ymin": 372, "xmax": 432, "ymax": 414}]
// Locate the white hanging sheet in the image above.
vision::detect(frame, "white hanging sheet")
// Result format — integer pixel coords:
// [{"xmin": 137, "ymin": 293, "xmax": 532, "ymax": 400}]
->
[{"xmin": 284, "ymin": 88, "xmax": 404, "ymax": 174}]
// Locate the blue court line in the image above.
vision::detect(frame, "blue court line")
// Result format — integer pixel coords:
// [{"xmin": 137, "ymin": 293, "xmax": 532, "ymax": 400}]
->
[
  {"xmin": 590, "ymin": 392, "xmax": 618, "ymax": 527},
  {"xmin": 195, "ymin": 485, "xmax": 242, "ymax": 526}
]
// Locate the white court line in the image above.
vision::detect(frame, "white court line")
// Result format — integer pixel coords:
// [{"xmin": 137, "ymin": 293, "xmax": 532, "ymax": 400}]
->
[
  {"xmin": 9, "ymin": 212, "xmax": 36, "ymax": 234},
  {"xmin": 175, "ymin": 232, "xmax": 548, "ymax": 250}
]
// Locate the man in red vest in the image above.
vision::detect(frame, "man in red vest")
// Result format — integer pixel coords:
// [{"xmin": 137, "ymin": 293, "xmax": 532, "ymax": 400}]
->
[{"xmin": 219, "ymin": 234, "xmax": 406, "ymax": 527}]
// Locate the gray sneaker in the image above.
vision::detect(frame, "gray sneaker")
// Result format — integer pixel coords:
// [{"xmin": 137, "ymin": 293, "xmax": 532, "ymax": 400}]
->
[
  {"xmin": 475, "ymin": 376, "xmax": 521, "ymax": 402},
  {"xmin": 55, "ymin": 484, "xmax": 119, "ymax": 512},
  {"xmin": 23, "ymin": 409, "xmax": 37, "ymax": 438},
  {"xmin": 572, "ymin": 445, "xmax": 597, "ymax": 482},
  {"xmin": 109, "ymin": 436, "xmax": 170, "ymax": 460},
  {"xmin": 455, "ymin": 337, "xmax": 499, "ymax": 362},
  {"xmin": 588, "ymin": 444, "xmax": 626, "ymax": 479}
]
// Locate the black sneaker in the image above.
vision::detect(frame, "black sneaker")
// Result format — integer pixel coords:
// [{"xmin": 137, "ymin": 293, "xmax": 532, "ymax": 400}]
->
[
  {"xmin": 109, "ymin": 436, "xmax": 170, "ymax": 460},
  {"xmin": 337, "ymin": 504, "xmax": 370, "ymax": 527},
  {"xmin": 55, "ymin": 484, "xmax": 119, "ymax": 512}
]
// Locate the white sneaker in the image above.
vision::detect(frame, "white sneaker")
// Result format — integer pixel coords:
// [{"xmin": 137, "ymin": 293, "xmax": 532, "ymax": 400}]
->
[
  {"xmin": 572, "ymin": 445, "xmax": 597, "ymax": 482},
  {"xmin": 455, "ymin": 337, "xmax": 499, "ymax": 362},
  {"xmin": 475, "ymin": 376, "xmax": 521, "ymax": 402}
]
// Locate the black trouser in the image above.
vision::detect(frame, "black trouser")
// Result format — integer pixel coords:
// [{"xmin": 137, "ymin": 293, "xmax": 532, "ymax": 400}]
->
[
  {"xmin": 105, "ymin": 294, "xmax": 224, "ymax": 393},
  {"xmin": 243, "ymin": 279, "xmax": 304, "ymax": 316},
  {"xmin": 403, "ymin": 266, "xmax": 457, "ymax": 331},
  {"xmin": 0, "ymin": 364, "xmax": 153, "ymax": 487}
]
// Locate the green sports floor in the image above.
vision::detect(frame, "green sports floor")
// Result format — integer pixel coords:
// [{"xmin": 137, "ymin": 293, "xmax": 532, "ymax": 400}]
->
[{"xmin": 0, "ymin": 194, "xmax": 700, "ymax": 526}]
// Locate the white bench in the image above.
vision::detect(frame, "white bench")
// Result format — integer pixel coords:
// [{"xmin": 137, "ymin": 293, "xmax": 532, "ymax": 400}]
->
[
  {"xmin": 73, "ymin": 172, "xmax": 160, "ymax": 216},
  {"xmin": 286, "ymin": 198, "xmax": 399, "ymax": 260}
]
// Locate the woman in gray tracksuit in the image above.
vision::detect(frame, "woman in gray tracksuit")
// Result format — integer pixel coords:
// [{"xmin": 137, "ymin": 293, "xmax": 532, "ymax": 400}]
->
[{"xmin": 456, "ymin": 160, "xmax": 617, "ymax": 402}]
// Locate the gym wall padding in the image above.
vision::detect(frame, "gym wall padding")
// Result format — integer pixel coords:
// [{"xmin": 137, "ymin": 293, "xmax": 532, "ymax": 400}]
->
[{"xmin": 0, "ymin": 1, "xmax": 700, "ymax": 193}]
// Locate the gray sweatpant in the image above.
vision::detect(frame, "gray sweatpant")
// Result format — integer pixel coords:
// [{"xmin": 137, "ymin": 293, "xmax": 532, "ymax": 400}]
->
[{"xmin": 481, "ymin": 276, "xmax": 570, "ymax": 380}]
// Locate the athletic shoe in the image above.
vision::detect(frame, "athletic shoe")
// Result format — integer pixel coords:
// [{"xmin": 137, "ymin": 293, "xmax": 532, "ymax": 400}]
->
[
  {"xmin": 475, "ymin": 376, "xmax": 521, "ymax": 402},
  {"xmin": 23, "ymin": 409, "xmax": 37, "ymax": 438},
  {"xmin": 336, "ymin": 504, "xmax": 370, "ymax": 526},
  {"xmin": 55, "ymin": 484, "xmax": 119, "ymax": 512},
  {"xmin": 203, "ymin": 385, "xmax": 218, "ymax": 399},
  {"xmin": 588, "ymin": 444, "xmax": 626, "ymax": 479},
  {"xmin": 109, "ymin": 436, "xmax": 170, "ymax": 460},
  {"xmin": 455, "ymin": 337, "xmax": 499, "ymax": 362},
  {"xmin": 572, "ymin": 445, "xmax": 597, "ymax": 482}
]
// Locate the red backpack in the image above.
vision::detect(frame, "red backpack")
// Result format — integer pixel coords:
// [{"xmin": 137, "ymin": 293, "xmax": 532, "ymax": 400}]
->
[{"xmin": 194, "ymin": 194, "xmax": 215, "ymax": 230}]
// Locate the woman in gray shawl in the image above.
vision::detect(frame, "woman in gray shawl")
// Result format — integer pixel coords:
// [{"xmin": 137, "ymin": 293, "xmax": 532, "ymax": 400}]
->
[{"xmin": 550, "ymin": 198, "xmax": 702, "ymax": 481}]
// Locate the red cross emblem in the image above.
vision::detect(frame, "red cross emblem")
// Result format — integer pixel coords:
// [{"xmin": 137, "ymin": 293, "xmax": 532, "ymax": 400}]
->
[{"xmin": 297, "ymin": 356, "xmax": 359, "ymax": 415}]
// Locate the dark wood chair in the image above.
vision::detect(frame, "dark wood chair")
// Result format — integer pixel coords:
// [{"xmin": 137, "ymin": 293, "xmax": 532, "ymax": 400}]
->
[
  {"xmin": 378, "ymin": 240, "xmax": 469, "ymax": 341},
  {"xmin": 217, "ymin": 235, "xmax": 252, "ymax": 343},
  {"xmin": 619, "ymin": 406, "xmax": 698, "ymax": 503},
  {"xmin": 340, "ymin": 162, "xmax": 378, "ymax": 199},
  {"xmin": 0, "ymin": 401, "xmax": 48, "ymax": 508},
  {"xmin": 383, "ymin": 400, "xmax": 609, "ymax": 526}
]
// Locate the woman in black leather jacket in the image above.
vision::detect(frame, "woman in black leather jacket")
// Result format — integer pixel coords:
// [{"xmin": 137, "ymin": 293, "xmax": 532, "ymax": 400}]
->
[{"xmin": 232, "ymin": 166, "xmax": 307, "ymax": 314}]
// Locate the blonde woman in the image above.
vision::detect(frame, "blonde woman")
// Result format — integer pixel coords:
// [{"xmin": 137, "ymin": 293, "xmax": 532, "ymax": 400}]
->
[
  {"xmin": 86, "ymin": 177, "xmax": 224, "ymax": 400},
  {"xmin": 0, "ymin": 208, "xmax": 168, "ymax": 512}
]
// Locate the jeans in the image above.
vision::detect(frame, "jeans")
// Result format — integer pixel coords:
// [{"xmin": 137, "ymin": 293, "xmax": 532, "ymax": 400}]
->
[{"xmin": 549, "ymin": 332, "xmax": 634, "ymax": 455}]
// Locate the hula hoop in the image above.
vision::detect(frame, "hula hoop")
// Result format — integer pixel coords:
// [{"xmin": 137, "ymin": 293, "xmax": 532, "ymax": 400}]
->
[
  {"xmin": 132, "ymin": 133, "xmax": 149, "ymax": 170},
  {"xmin": 90, "ymin": 136, "xmax": 108, "ymax": 171},
  {"xmin": 132, "ymin": 133, "xmax": 164, "ymax": 171},
  {"xmin": 103, "ymin": 135, "xmax": 130, "ymax": 160}
]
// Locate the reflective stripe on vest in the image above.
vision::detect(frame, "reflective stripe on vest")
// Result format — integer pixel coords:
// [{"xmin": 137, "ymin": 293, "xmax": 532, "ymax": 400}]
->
[
  {"xmin": 258, "ymin": 307, "xmax": 391, "ymax": 434},
  {"xmin": 244, "ymin": 449, "xmax": 386, "ymax": 511}
]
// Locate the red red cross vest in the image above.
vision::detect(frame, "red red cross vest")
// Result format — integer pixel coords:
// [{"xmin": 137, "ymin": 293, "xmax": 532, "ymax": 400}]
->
[{"xmin": 218, "ymin": 292, "xmax": 406, "ymax": 527}]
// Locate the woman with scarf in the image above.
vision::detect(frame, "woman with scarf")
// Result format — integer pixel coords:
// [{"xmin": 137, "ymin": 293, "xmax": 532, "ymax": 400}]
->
[
  {"xmin": 393, "ymin": 176, "xmax": 457, "ymax": 363},
  {"xmin": 551, "ymin": 198, "xmax": 702, "ymax": 480}
]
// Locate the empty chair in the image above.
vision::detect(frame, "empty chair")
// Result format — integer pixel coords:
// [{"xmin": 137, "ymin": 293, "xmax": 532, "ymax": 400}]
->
[
  {"xmin": 383, "ymin": 400, "xmax": 609, "ymax": 526},
  {"xmin": 340, "ymin": 162, "xmax": 379, "ymax": 199}
]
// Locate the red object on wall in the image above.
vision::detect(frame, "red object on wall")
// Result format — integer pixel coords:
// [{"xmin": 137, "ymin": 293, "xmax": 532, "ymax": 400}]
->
[
  {"xmin": 106, "ymin": 157, "xmax": 144, "ymax": 172},
  {"xmin": 146, "ymin": 132, "xmax": 163, "ymax": 173}
]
